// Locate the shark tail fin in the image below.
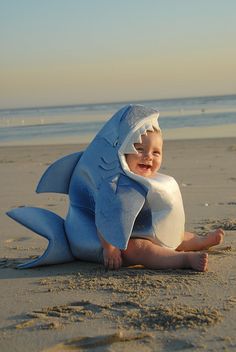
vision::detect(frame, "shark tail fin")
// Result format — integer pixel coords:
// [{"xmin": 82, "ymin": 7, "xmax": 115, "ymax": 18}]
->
[{"xmin": 6, "ymin": 207, "xmax": 75, "ymax": 268}]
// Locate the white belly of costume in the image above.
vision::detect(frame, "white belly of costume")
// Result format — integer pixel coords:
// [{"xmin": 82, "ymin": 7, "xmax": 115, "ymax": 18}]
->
[
  {"xmin": 147, "ymin": 174, "xmax": 185, "ymax": 248},
  {"xmin": 125, "ymin": 171, "xmax": 185, "ymax": 249}
]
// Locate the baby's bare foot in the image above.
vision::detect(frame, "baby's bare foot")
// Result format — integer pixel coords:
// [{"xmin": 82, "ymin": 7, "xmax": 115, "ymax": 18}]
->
[
  {"xmin": 205, "ymin": 228, "xmax": 225, "ymax": 249},
  {"xmin": 187, "ymin": 252, "xmax": 208, "ymax": 272}
]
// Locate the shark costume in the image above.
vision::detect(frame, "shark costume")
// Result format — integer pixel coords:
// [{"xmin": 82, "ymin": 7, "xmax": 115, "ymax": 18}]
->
[{"xmin": 7, "ymin": 104, "xmax": 185, "ymax": 268}]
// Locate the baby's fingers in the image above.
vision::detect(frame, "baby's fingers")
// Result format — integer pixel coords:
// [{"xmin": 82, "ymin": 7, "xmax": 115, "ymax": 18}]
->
[
  {"xmin": 103, "ymin": 257, "xmax": 109, "ymax": 271},
  {"xmin": 113, "ymin": 256, "xmax": 122, "ymax": 270},
  {"xmin": 104, "ymin": 257, "xmax": 121, "ymax": 271}
]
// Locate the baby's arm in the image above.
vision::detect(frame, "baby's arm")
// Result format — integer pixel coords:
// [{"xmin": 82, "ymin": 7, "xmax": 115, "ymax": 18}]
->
[{"xmin": 98, "ymin": 232, "xmax": 122, "ymax": 270}]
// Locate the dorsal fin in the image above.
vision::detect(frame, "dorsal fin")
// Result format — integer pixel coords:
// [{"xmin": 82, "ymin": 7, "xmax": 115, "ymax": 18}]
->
[{"xmin": 36, "ymin": 151, "xmax": 83, "ymax": 194}]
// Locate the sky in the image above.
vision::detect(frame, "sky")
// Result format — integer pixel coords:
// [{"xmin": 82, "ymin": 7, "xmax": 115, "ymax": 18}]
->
[{"xmin": 1, "ymin": 0, "xmax": 236, "ymax": 109}]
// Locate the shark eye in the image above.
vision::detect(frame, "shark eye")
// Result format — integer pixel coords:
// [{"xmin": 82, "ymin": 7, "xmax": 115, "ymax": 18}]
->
[{"xmin": 113, "ymin": 139, "xmax": 119, "ymax": 147}]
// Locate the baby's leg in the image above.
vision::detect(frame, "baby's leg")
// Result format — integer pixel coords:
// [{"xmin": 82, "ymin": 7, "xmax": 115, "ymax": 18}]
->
[
  {"xmin": 176, "ymin": 228, "xmax": 225, "ymax": 252},
  {"xmin": 122, "ymin": 239, "xmax": 208, "ymax": 272}
]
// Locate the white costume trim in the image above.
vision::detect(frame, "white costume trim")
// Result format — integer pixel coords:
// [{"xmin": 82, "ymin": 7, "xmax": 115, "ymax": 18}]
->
[{"xmin": 118, "ymin": 113, "xmax": 185, "ymax": 249}]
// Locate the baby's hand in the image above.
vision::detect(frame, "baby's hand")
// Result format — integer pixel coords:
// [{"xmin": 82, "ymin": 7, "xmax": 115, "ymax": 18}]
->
[{"xmin": 103, "ymin": 246, "xmax": 122, "ymax": 270}]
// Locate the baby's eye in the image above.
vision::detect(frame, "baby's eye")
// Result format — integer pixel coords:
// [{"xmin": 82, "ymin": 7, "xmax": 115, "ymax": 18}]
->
[
  {"xmin": 135, "ymin": 147, "xmax": 144, "ymax": 153},
  {"xmin": 153, "ymin": 151, "xmax": 160, "ymax": 156}
]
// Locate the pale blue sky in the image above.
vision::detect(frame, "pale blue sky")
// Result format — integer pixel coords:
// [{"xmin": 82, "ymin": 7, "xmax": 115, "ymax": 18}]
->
[{"xmin": 1, "ymin": 0, "xmax": 236, "ymax": 108}]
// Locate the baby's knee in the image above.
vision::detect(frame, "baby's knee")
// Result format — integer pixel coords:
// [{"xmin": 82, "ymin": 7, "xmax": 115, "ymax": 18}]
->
[{"xmin": 122, "ymin": 238, "xmax": 150, "ymax": 259}]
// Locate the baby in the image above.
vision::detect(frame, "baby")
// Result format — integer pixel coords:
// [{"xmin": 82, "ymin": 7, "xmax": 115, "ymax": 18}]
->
[
  {"xmin": 7, "ymin": 104, "xmax": 225, "ymax": 270},
  {"xmin": 99, "ymin": 128, "xmax": 224, "ymax": 272}
]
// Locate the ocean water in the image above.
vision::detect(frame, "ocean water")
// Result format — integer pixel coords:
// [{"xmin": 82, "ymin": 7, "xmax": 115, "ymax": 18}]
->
[{"xmin": 0, "ymin": 94, "xmax": 236, "ymax": 145}]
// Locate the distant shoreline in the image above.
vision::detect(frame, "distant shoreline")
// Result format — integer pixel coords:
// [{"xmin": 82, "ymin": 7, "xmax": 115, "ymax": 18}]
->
[
  {"xmin": 1, "ymin": 94, "xmax": 236, "ymax": 146},
  {"xmin": 1, "ymin": 93, "xmax": 236, "ymax": 112},
  {"xmin": 0, "ymin": 123, "xmax": 236, "ymax": 147}
]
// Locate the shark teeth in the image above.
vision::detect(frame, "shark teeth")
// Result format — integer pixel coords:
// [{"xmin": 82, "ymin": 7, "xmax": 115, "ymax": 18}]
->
[
  {"xmin": 119, "ymin": 112, "xmax": 161, "ymax": 155},
  {"xmin": 123, "ymin": 144, "xmax": 138, "ymax": 154},
  {"xmin": 139, "ymin": 125, "xmax": 148, "ymax": 136},
  {"xmin": 122, "ymin": 121, "xmax": 161, "ymax": 154},
  {"xmin": 145, "ymin": 123, "xmax": 154, "ymax": 132},
  {"xmin": 130, "ymin": 130, "xmax": 143, "ymax": 144}
]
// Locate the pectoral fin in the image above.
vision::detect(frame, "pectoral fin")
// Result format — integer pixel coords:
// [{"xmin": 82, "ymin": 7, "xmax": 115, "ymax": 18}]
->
[
  {"xmin": 36, "ymin": 151, "xmax": 83, "ymax": 194},
  {"xmin": 95, "ymin": 175, "xmax": 147, "ymax": 249}
]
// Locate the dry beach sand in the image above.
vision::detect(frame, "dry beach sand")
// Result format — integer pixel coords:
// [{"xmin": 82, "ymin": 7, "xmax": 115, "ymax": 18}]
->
[{"xmin": 0, "ymin": 137, "xmax": 236, "ymax": 351}]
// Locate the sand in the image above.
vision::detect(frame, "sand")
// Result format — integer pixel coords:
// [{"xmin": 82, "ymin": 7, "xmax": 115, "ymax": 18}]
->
[{"xmin": 0, "ymin": 137, "xmax": 236, "ymax": 351}]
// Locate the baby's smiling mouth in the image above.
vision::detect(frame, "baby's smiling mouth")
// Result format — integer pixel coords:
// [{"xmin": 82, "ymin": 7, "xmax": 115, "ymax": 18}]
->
[{"xmin": 138, "ymin": 164, "xmax": 151, "ymax": 170}]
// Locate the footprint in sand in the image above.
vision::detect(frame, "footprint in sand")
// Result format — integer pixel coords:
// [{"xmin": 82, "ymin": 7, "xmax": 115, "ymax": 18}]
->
[
  {"xmin": 195, "ymin": 218, "xmax": 236, "ymax": 233},
  {"xmin": 15, "ymin": 301, "xmax": 106, "ymax": 330},
  {"xmin": 14, "ymin": 299, "xmax": 222, "ymax": 332}
]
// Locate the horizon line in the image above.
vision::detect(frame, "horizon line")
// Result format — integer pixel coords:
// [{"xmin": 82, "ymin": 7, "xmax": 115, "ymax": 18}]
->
[{"xmin": 1, "ymin": 92, "xmax": 236, "ymax": 112}]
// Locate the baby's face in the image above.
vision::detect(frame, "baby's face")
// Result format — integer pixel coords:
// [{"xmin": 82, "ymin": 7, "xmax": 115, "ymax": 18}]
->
[{"xmin": 125, "ymin": 131, "xmax": 163, "ymax": 178}]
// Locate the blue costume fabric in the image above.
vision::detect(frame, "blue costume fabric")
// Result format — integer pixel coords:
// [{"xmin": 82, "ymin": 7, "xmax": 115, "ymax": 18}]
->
[{"xmin": 7, "ymin": 104, "xmax": 185, "ymax": 268}]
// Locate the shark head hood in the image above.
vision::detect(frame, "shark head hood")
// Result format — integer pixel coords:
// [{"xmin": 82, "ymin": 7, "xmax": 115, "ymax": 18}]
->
[
  {"xmin": 97, "ymin": 104, "xmax": 161, "ymax": 152},
  {"xmin": 90, "ymin": 104, "xmax": 161, "ymax": 180}
]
